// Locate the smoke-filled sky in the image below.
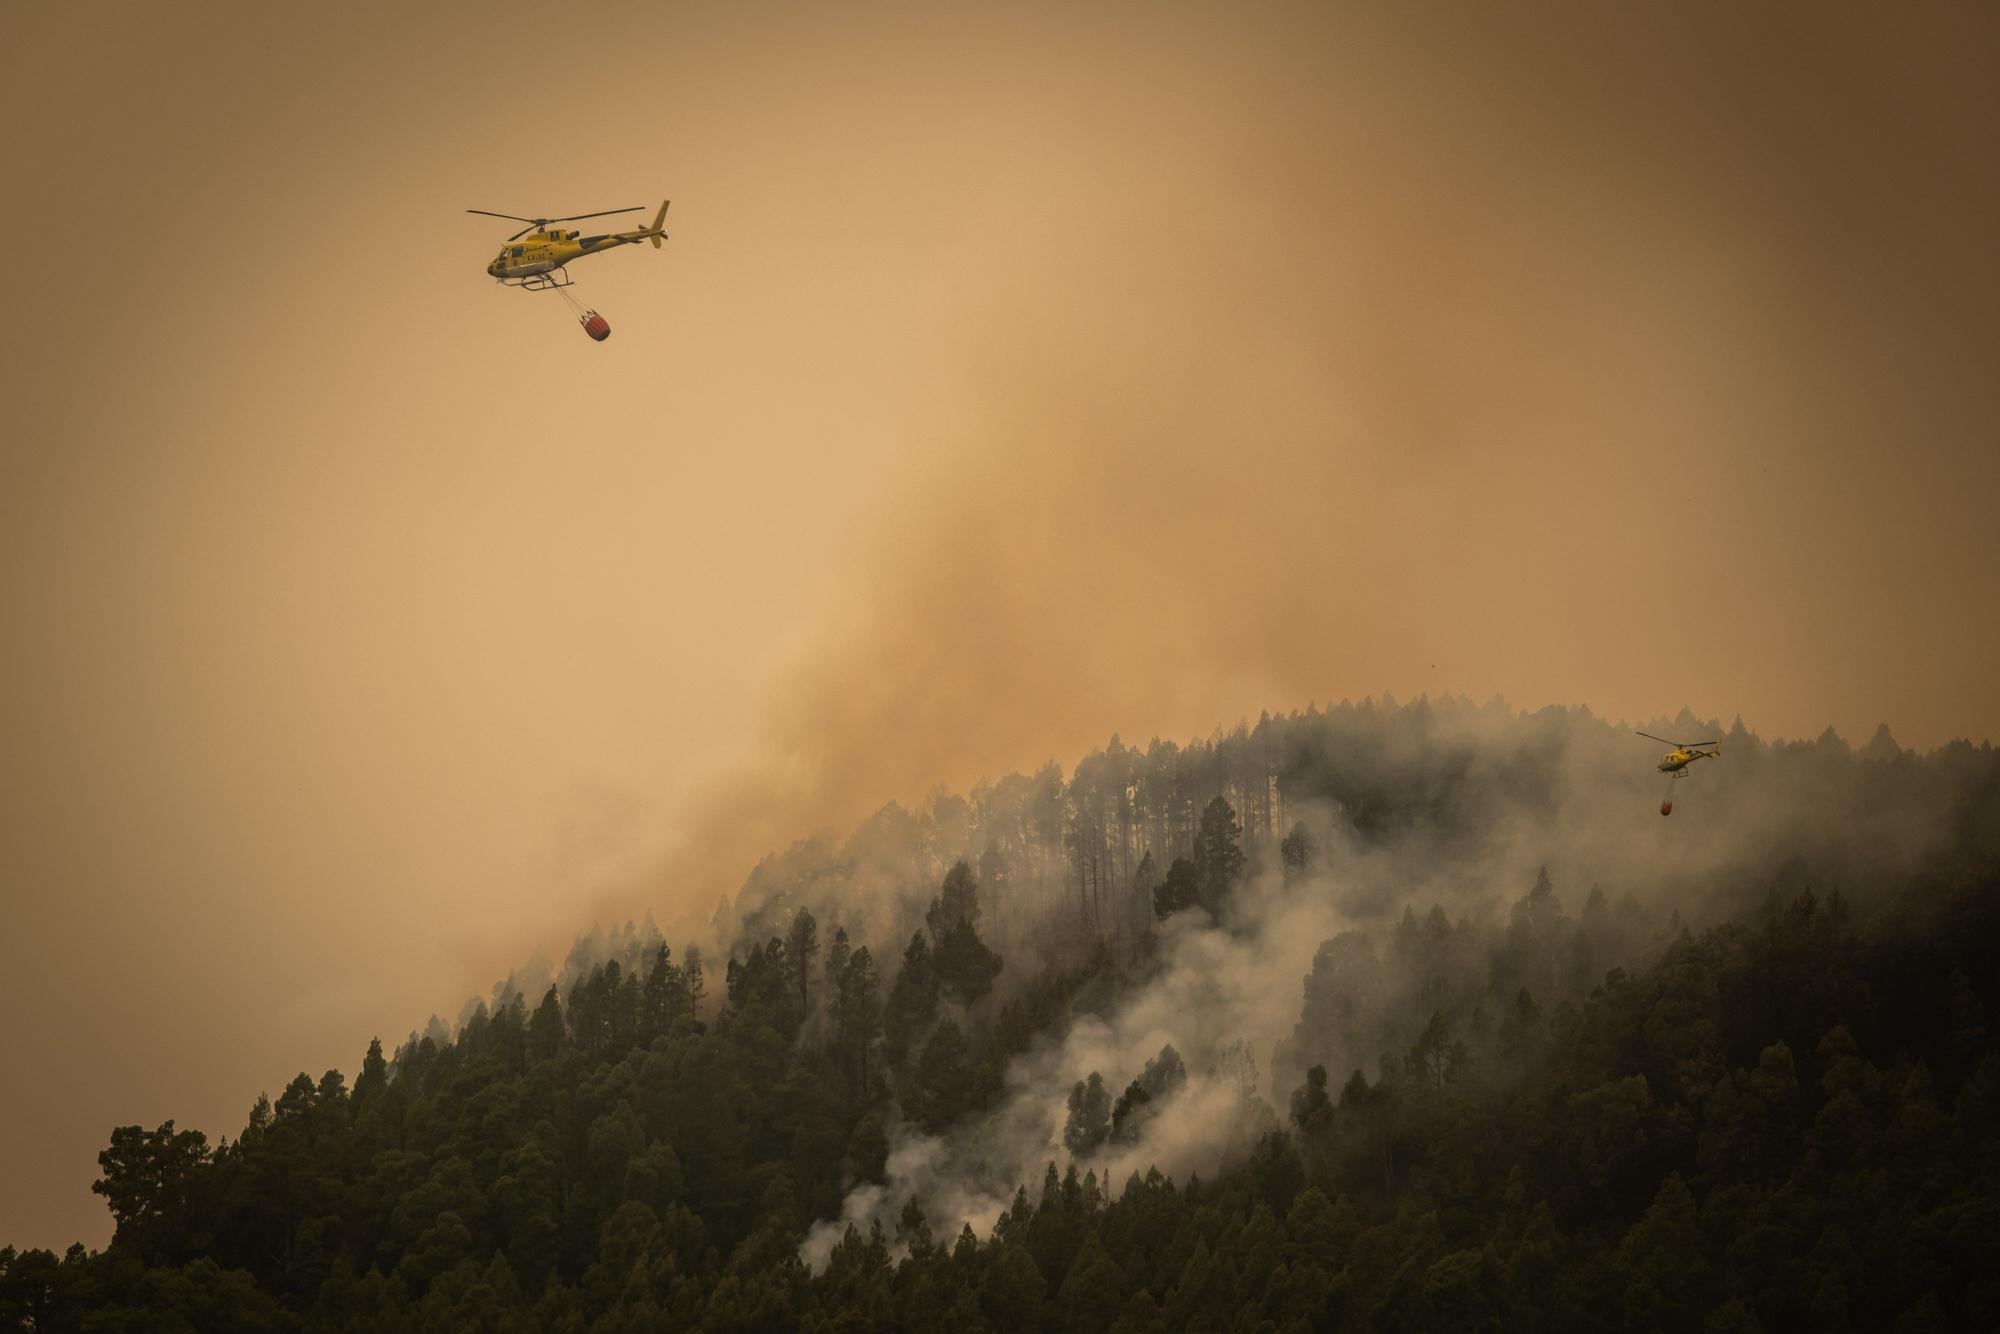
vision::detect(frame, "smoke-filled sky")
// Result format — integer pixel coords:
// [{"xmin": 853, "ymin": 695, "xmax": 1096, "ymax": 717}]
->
[{"xmin": 3, "ymin": 0, "xmax": 1996, "ymax": 1248}]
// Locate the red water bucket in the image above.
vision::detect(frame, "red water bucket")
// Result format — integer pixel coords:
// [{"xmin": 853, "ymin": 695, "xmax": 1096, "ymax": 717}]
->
[
  {"xmin": 1660, "ymin": 801, "xmax": 1673, "ymax": 816},
  {"xmin": 581, "ymin": 312, "xmax": 611, "ymax": 342}
]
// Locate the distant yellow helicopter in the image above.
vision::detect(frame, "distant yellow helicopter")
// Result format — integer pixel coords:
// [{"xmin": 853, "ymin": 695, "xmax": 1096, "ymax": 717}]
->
[
  {"xmin": 468, "ymin": 201, "xmax": 670, "ymax": 291},
  {"xmin": 1639, "ymin": 732, "xmax": 1721, "ymax": 776},
  {"xmin": 1641, "ymin": 731, "xmax": 1720, "ymax": 816}
]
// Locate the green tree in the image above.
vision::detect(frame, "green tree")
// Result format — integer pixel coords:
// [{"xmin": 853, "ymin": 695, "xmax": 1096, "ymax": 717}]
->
[
  {"xmin": 1112, "ymin": 1046, "xmax": 1187, "ymax": 1144},
  {"xmin": 1290, "ymin": 1065, "xmax": 1334, "ymax": 1137},
  {"xmin": 1192, "ymin": 796, "xmax": 1245, "ymax": 910},
  {"xmin": 981, "ymin": 1243, "xmax": 1046, "ymax": 1330},
  {"xmin": 1404, "ymin": 1011, "xmax": 1468, "ymax": 1097},
  {"xmin": 826, "ymin": 926, "xmax": 852, "ymax": 1011},
  {"xmin": 1065, "ymin": 1074, "xmax": 1112, "ymax": 1156},
  {"xmin": 529, "ymin": 985, "xmax": 565, "ymax": 1063},
  {"xmin": 352, "ymin": 1037, "xmax": 389, "ymax": 1114},
  {"xmin": 93, "ymin": 1121, "xmax": 210, "ymax": 1265},
  {"xmin": 1057, "ymin": 1233, "xmax": 1126, "ymax": 1331},
  {"xmin": 883, "ymin": 933, "xmax": 941, "ymax": 1070},
  {"xmin": 642, "ymin": 942, "xmax": 683, "ymax": 1038},
  {"xmin": 845, "ymin": 1112, "xmax": 889, "ymax": 1185},
  {"xmin": 784, "ymin": 908, "xmax": 819, "ymax": 1025},
  {"xmin": 1152, "ymin": 857, "xmax": 1199, "ymax": 919},
  {"xmin": 1617, "ymin": 1174, "xmax": 1715, "ymax": 1333},
  {"xmin": 1280, "ymin": 822, "xmax": 1315, "ymax": 882},
  {"xmin": 836, "ymin": 945, "xmax": 882, "ymax": 1098},
  {"xmin": 820, "ymin": 1221, "xmax": 894, "ymax": 1330},
  {"xmin": 907, "ymin": 1020, "xmax": 974, "ymax": 1132},
  {"xmin": 933, "ymin": 917, "xmax": 1003, "ymax": 1008},
  {"xmin": 927, "ymin": 861, "xmax": 982, "ymax": 938},
  {"xmin": 685, "ymin": 947, "xmax": 708, "ymax": 1025}
]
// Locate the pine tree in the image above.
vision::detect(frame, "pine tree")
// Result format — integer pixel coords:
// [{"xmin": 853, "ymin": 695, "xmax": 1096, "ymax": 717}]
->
[
  {"xmin": 1153, "ymin": 857, "xmax": 1200, "ymax": 919},
  {"xmin": 826, "ymin": 923, "xmax": 853, "ymax": 1040},
  {"xmin": 934, "ymin": 917, "xmax": 1003, "ymax": 1008},
  {"xmin": 91, "ymin": 1122, "xmax": 210, "ymax": 1265},
  {"xmin": 1192, "ymin": 796, "xmax": 1245, "ymax": 911},
  {"xmin": 1112, "ymin": 1046, "xmax": 1188, "ymax": 1143},
  {"xmin": 1280, "ymin": 822, "xmax": 1315, "ymax": 882},
  {"xmin": 978, "ymin": 840, "xmax": 1009, "ymax": 934},
  {"xmin": 908, "ymin": 1020, "xmax": 974, "ymax": 1132},
  {"xmin": 1064, "ymin": 1074, "xmax": 1112, "ymax": 1156},
  {"xmin": 1405, "ymin": 1011, "xmax": 1467, "ymax": 1096},
  {"xmin": 684, "ymin": 947, "xmax": 707, "ymax": 1025},
  {"xmin": 352, "ymin": 1037, "xmax": 389, "ymax": 1114},
  {"xmin": 883, "ymin": 933, "xmax": 941, "ymax": 1070},
  {"xmin": 837, "ymin": 946, "xmax": 882, "ymax": 1098},
  {"xmin": 1289, "ymin": 1065, "xmax": 1333, "ymax": 1137},
  {"xmin": 927, "ymin": 861, "xmax": 981, "ymax": 939},
  {"xmin": 784, "ymin": 908, "xmax": 819, "ymax": 1025},
  {"xmin": 528, "ymin": 986, "xmax": 564, "ymax": 1063},
  {"xmin": 639, "ymin": 942, "xmax": 668, "ymax": 1037}
]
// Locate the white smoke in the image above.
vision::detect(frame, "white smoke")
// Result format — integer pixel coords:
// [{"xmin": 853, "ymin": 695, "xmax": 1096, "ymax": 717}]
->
[
  {"xmin": 795, "ymin": 704, "xmax": 1976, "ymax": 1268},
  {"xmin": 800, "ymin": 862, "xmax": 1358, "ymax": 1267}
]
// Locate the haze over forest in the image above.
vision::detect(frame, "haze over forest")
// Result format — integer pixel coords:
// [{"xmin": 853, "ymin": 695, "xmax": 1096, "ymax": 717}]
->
[
  {"xmin": 3, "ymin": 0, "xmax": 1998, "ymax": 1281},
  {"xmin": 7, "ymin": 699, "xmax": 1999, "ymax": 1327}
]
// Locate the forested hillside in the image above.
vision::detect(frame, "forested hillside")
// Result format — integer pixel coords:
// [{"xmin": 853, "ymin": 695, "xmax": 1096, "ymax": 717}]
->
[{"xmin": 5, "ymin": 699, "xmax": 1997, "ymax": 1331}]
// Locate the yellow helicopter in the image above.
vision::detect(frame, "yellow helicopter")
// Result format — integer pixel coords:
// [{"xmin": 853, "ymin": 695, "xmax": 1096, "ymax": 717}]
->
[
  {"xmin": 468, "ymin": 200, "xmax": 670, "ymax": 291},
  {"xmin": 1639, "ymin": 732, "xmax": 1720, "ymax": 776},
  {"xmin": 1641, "ymin": 731, "xmax": 1719, "ymax": 816}
]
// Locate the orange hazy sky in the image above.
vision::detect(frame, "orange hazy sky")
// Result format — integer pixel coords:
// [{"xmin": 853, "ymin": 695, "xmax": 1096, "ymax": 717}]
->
[{"xmin": 3, "ymin": 1, "xmax": 1996, "ymax": 1248}]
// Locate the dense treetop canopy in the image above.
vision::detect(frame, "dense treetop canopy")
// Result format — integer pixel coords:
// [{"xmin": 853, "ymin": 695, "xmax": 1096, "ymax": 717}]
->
[{"xmin": 4, "ymin": 698, "xmax": 1996, "ymax": 1331}]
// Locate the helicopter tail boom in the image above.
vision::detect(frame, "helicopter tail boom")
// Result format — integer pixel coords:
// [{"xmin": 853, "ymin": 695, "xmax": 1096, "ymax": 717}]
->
[{"xmin": 607, "ymin": 201, "xmax": 670, "ymax": 250}]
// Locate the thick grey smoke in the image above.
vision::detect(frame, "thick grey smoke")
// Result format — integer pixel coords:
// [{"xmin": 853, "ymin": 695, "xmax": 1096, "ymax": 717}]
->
[
  {"xmin": 789, "ymin": 699, "xmax": 1979, "ymax": 1264},
  {"xmin": 800, "ymin": 874, "xmax": 1333, "ymax": 1267}
]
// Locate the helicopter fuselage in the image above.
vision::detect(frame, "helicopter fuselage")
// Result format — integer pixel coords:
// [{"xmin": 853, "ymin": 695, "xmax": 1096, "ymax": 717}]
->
[
  {"xmin": 472, "ymin": 200, "xmax": 669, "ymax": 289},
  {"xmin": 1657, "ymin": 747, "xmax": 1718, "ymax": 774},
  {"xmin": 487, "ymin": 229, "xmax": 643, "ymax": 282}
]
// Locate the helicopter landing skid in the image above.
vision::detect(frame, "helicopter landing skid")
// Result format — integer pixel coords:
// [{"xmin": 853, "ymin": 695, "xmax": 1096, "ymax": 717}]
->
[{"xmin": 504, "ymin": 268, "xmax": 574, "ymax": 292}]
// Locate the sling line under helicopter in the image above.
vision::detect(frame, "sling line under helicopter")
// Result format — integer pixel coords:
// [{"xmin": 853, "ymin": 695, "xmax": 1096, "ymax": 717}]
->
[{"xmin": 553, "ymin": 284, "xmax": 611, "ymax": 342}]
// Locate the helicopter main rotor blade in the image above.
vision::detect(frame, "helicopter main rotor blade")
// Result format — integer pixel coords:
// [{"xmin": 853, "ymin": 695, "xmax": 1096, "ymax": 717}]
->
[
  {"xmin": 1637, "ymin": 731, "xmax": 1720, "ymax": 749},
  {"xmin": 540, "ymin": 207, "xmax": 646, "ymax": 224},
  {"xmin": 472, "ymin": 206, "xmax": 644, "ymax": 243}
]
